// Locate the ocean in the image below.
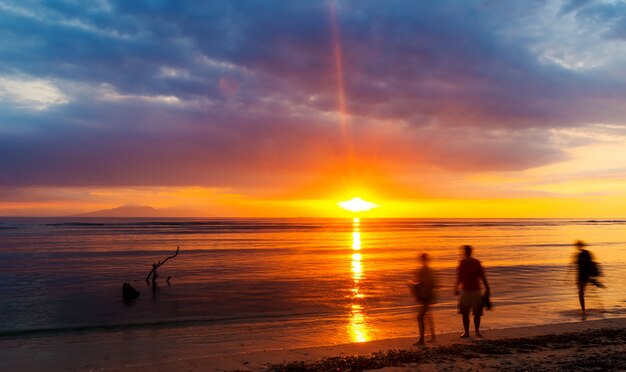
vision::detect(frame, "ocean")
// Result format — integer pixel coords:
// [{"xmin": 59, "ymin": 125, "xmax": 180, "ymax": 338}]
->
[{"xmin": 1, "ymin": 218, "xmax": 625, "ymax": 369}]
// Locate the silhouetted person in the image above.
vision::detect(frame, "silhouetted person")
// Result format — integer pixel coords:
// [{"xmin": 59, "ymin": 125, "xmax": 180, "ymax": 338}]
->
[
  {"xmin": 574, "ymin": 240, "xmax": 604, "ymax": 316},
  {"xmin": 455, "ymin": 245, "xmax": 490, "ymax": 338},
  {"xmin": 409, "ymin": 253, "xmax": 437, "ymax": 346}
]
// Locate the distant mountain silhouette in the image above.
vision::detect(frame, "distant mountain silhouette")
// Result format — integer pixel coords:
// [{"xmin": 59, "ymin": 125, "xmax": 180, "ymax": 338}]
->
[{"xmin": 71, "ymin": 204, "xmax": 195, "ymax": 217}]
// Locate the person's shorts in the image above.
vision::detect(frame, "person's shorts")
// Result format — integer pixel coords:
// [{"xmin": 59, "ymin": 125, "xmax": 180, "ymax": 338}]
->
[{"xmin": 459, "ymin": 290, "xmax": 483, "ymax": 316}]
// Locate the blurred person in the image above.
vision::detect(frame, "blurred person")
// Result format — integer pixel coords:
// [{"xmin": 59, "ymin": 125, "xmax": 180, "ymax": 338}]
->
[
  {"xmin": 455, "ymin": 245, "xmax": 490, "ymax": 338},
  {"xmin": 408, "ymin": 253, "xmax": 437, "ymax": 346},
  {"xmin": 574, "ymin": 240, "xmax": 605, "ymax": 316}
]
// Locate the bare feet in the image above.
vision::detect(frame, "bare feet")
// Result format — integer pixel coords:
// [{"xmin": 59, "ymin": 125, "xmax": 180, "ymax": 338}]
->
[
  {"xmin": 460, "ymin": 333, "xmax": 470, "ymax": 338},
  {"xmin": 413, "ymin": 339, "xmax": 425, "ymax": 346},
  {"xmin": 475, "ymin": 332, "xmax": 484, "ymax": 338}
]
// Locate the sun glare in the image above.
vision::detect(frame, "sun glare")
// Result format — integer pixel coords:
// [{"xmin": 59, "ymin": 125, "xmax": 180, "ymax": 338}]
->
[{"xmin": 338, "ymin": 197, "xmax": 378, "ymax": 213}]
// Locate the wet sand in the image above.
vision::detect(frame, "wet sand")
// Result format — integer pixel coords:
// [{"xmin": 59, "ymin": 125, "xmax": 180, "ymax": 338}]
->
[{"xmin": 117, "ymin": 317, "xmax": 626, "ymax": 371}]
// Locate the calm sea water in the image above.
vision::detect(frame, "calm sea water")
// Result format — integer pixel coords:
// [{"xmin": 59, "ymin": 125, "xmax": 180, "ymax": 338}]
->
[{"xmin": 1, "ymin": 218, "xmax": 625, "ymax": 370}]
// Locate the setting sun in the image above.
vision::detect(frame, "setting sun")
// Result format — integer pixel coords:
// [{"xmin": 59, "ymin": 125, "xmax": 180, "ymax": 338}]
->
[{"xmin": 338, "ymin": 197, "xmax": 379, "ymax": 213}]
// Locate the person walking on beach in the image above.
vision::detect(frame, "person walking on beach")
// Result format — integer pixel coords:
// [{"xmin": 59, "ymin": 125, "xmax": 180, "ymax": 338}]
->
[
  {"xmin": 574, "ymin": 240, "xmax": 604, "ymax": 316},
  {"xmin": 455, "ymin": 245, "xmax": 490, "ymax": 338},
  {"xmin": 409, "ymin": 253, "xmax": 437, "ymax": 346}
]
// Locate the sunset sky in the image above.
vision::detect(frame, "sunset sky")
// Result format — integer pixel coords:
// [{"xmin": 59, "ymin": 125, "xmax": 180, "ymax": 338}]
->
[{"xmin": 2, "ymin": 0, "xmax": 626, "ymax": 217}]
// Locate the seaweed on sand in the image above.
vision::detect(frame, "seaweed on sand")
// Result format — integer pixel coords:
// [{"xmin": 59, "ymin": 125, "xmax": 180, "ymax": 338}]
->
[{"xmin": 267, "ymin": 327, "xmax": 626, "ymax": 372}]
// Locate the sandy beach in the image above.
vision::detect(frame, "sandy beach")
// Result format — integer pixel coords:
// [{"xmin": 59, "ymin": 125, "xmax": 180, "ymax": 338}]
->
[{"xmin": 113, "ymin": 317, "xmax": 626, "ymax": 371}]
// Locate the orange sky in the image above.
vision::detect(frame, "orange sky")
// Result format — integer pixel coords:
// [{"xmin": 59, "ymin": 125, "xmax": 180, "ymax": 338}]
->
[{"xmin": 3, "ymin": 124, "xmax": 626, "ymax": 217}]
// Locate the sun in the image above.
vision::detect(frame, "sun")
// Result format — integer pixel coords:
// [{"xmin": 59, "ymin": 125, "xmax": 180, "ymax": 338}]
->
[{"xmin": 338, "ymin": 197, "xmax": 379, "ymax": 213}]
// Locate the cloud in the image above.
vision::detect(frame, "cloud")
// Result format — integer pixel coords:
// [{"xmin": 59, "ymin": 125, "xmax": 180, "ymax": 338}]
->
[
  {"xmin": 0, "ymin": 76, "xmax": 69, "ymax": 110},
  {"xmin": 566, "ymin": 0, "xmax": 626, "ymax": 40},
  {"xmin": 0, "ymin": 0, "xmax": 625, "ymax": 193}
]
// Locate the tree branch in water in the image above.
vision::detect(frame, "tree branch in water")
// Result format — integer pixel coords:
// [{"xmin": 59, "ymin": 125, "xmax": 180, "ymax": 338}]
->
[{"xmin": 146, "ymin": 246, "xmax": 180, "ymax": 284}]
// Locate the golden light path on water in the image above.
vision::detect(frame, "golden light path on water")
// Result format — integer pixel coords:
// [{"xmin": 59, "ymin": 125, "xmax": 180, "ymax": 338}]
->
[{"xmin": 348, "ymin": 217, "xmax": 370, "ymax": 342}]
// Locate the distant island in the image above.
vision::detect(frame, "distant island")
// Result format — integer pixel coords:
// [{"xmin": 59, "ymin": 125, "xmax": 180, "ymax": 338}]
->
[{"xmin": 70, "ymin": 204, "xmax": 196, "ymax": 218}]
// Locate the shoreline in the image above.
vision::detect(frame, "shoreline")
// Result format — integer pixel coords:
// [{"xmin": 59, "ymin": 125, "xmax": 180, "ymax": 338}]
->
[{"xmin": 116, "ymin": 317, "xmax": 626, "ymax": 371}]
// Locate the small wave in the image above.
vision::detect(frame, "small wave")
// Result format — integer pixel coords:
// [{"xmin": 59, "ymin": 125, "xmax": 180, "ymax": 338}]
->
[
  {"xmin": 516, "ymin": 243, "xmax": 573, "ymax": 248},
  {"xmin": 10, "ymin": 218, "xmax": 626, "ymax": 234},
  {"xmin": 580, "ymin": 220, "xmax": 626, "ymax": 224},
  {"xmin": 46, "ymin": 222, "xmax": 108, "ymax": 226},
  {"xmin": 43, "ymin": 221, "xmax": 323, "ymax": 233},
  {"xmin": 0, "ymin": 309, "xmax": 340, "ymax": 338},
  {"xmin": 0, "ymin": 247, "xmax": 294, "ymax": 260},
  {"xmin": 347, "ymin": 220, "xmax": 569, "ymax": 230}
]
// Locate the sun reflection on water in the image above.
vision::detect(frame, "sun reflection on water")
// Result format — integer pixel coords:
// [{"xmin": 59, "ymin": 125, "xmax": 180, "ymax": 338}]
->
[
  {"xmin": 352, "ymin": 231, "xmax": 361, "ymax": 250},
  {"xmin": 348, "ymin": 217, "xmax": 370, "ymax": 342},
  {"xmin": 352, "ymin": 218, "xmax": 361, "ymax": 251}
]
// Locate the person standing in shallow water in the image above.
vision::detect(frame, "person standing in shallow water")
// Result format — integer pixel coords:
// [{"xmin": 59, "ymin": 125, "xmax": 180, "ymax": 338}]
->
[
  {"xmin": 409, "ymin": 253, "xmax": 437, "ymax": 346},
  {"xmin": 455, "ymin": 245, "xmax": 490, "ymax": 338},
  {"xmin": 574, "ymin": 240, "xmax": 605, "ymax": 316}
]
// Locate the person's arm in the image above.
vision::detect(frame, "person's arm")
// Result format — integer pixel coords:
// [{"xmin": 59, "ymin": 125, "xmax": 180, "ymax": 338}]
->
[
  {"xmin": 480, "ymin": 264, "xmax": 490, "ymax": 295},
  {"xmin": 454, "ymin": 263, "xmax": 461, "ymax": 295}
]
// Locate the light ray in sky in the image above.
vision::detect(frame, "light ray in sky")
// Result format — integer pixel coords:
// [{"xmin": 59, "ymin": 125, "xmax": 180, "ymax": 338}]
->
[{"xmin": 329, "ymin": 1, "xmax": 354, "ymax": 165}]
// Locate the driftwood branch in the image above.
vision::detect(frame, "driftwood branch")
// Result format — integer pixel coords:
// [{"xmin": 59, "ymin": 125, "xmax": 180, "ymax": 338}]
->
[{"xmin": 146, "ymin": 246, "xmax": 180, "ymax": 283}]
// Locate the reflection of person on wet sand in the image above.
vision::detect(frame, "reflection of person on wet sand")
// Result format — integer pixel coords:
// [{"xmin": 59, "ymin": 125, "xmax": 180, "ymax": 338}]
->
[
  {"xmin": 574, "ymin": 240, "xmax": 605, "ymax": 317},
  {"xmin": 455, "ymin": 245, "xmax": 490, "ymax": 338},
  {"xmin": 408, "ymin": 253, "xmax": 437, "ymax": 346}
]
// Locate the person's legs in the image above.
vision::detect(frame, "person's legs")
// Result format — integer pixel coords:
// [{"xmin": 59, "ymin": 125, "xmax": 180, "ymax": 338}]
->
[
  {"xmin": 471, "ymin": 292, "xmax": 484, "ymax": 337},
  {"xmin": 461, "ymin": 312, "xmax": 470, "ymax": 337},
  {"xmin": 578, "ymin": 281, "xmax": 586, "ymax": 314},
  {"xmin": 459, "ymin": 293, "xmax": 471, "ymax": 337},
  {"xmin": 428, "ymin": 311, "xmax": 436, "ymax": 342},
  {"xmin": 417, "ymin": 304, "xmax": 426, "ymax": 344},
  {"xmin": 474, "ymin": 314, "xmax": 482, "ymax": 337}
]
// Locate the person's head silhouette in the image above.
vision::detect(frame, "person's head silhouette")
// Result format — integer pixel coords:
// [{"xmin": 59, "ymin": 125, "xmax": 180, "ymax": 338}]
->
[
  {"xmin": 463, "ymin": 245, "xmax": 472, "ymax": 258},
  {"xmin": 420, "ymin": 253, "xmax": 430, "ymax": 266}
]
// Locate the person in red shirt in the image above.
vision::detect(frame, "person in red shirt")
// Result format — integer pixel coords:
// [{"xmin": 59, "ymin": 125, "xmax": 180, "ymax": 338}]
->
[{"xmin": 455, "ymin": 245, "xmax": 490, "ymax": 338}]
